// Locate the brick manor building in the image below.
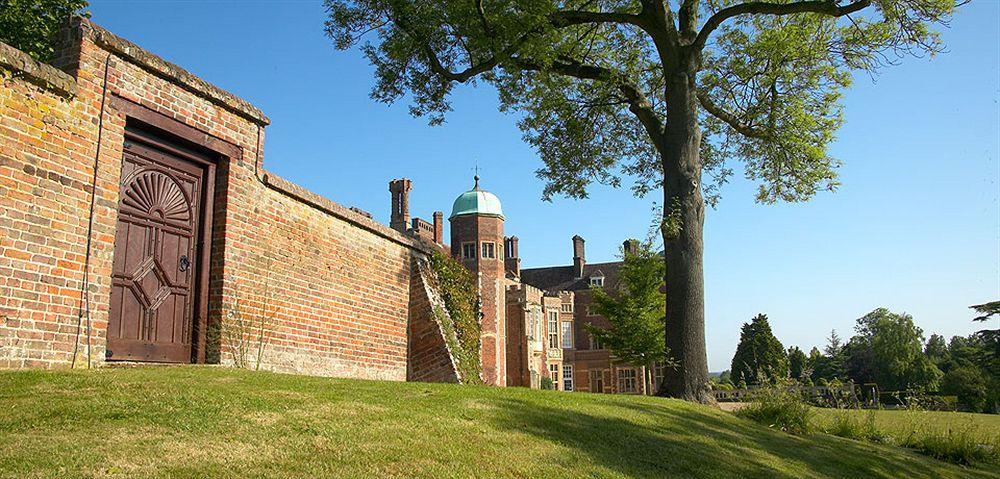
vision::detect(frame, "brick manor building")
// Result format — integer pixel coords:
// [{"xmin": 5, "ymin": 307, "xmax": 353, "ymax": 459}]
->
[{"xmin": 390, "ymin": 177, "xmax": 663, "ymax": 394}]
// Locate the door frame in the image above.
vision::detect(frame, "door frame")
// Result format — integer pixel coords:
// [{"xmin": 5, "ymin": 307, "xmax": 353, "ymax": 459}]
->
[{"xmin": 110, "ymin": 95, "xmax": 241, "ymax": 363}]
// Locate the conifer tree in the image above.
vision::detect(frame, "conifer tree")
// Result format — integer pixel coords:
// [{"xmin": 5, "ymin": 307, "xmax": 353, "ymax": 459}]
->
[{"xmin": 731, "ymin": 314, "xmax": 787, "ymax": 386}]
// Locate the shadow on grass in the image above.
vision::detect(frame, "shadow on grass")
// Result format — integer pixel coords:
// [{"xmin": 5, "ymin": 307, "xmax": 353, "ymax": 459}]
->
[{"xmin": 486, "ymin": 396, "xmax": 995, "ymax": 479}]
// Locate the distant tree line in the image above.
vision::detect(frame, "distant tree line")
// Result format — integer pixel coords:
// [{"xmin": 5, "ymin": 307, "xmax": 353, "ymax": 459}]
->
[{"xmin": 717, "ymin": 303, "xmax": 999, "ymax": 413}]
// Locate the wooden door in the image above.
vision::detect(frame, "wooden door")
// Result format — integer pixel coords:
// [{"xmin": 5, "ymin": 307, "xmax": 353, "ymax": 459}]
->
[{"xmin": 107, "ymin": 132, "xmax": 209, "ymax": 362}]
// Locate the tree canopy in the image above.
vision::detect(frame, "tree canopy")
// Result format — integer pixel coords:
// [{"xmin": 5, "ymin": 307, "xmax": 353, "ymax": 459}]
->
[
  {"xmin": 326, "ymin": 0, "xmax": 956, "ymax": 400},
  {"xmin": 0, "ymin": 0, "xmax": 89, "ymax": 61}
]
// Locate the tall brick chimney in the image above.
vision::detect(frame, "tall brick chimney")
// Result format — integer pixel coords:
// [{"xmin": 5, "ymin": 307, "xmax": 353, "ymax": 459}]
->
[
  {"xmin": 432, "ymin": 211, "xmax": 443, "ymax": 245},
  {"xmin": 572, "ymin": 235, "xmax": 585, "ymax": 278},
  {"xmin": 623, "ymin": 238, "xmax": 639, "ymax": 256},
  {"xmin": 504, "ymin": 236, "xmax": 520, "ymax": 277},
  {"xmin": 389, "ymin": 178, "xmax": 412, "ymax": 233}
]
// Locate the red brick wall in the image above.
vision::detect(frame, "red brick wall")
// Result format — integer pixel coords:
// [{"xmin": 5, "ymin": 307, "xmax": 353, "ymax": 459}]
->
[{"xmin": 0, "ymin": 18, "xmax": 431, "ymax": 380}]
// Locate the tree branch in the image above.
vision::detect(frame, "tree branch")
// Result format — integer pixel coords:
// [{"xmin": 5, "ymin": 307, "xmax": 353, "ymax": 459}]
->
[
  {"xmin": 550, "ymin": 10, "xmax": 647, "ymax": 29},
  {"xmin": 513, "ymin": 56, "xmax": 665, "ymax": 143},
  {"xmin": 692, "ymin": 0, "xmax": 872, "ymax": 50},
  {"xmin": 696, "ymin": 89, "xmax": 768, "ymax": 139},
  {"xmin": 395, "ymin": 7, "xmax": 646, "ymax": 83}
]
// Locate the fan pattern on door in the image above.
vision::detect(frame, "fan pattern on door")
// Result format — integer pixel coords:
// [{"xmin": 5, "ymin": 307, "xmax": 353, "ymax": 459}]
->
[{"xmin": 121, "ymin": 169, "xmax": 192, "ymax": 222}]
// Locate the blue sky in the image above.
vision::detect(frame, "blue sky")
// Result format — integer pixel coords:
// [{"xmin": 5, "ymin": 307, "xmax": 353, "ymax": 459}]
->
[{"xmin": 87, "ymin": 1, "xmax": 998, "ymax": 371}]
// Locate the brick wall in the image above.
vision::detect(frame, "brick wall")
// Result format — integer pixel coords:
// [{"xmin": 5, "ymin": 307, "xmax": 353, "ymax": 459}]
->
[{"xmin": 0, "ymin": 18, "xmax": 447, "ymax": 380}]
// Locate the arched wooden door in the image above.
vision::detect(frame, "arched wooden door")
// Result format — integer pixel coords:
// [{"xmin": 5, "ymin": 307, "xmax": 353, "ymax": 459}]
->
[{"xmin": 106, "ymin": 129, "xmax": 212, "ymax": 362}]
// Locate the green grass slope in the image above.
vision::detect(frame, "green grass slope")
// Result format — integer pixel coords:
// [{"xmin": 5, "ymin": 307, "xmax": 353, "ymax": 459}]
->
[{"xmin": 0, "ymin": 367, "xmax": 995, "ymax": 479}]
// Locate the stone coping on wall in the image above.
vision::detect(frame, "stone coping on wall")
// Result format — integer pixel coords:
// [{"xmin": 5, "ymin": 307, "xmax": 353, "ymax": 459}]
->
[
  {"xmin": 262, "ymin": 171, "xmax": 433, "ymax": 254},
  {"xmin": 0, "ymin": 41, "xmax": 77, "ymax": 97},
  {"xmin": 76, "ymin": 17, "xmax": 271, "ymax": 126}
]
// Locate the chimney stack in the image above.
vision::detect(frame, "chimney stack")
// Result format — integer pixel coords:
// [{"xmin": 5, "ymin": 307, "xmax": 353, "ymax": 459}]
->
[
  {"xmin": 432, "ymin": 211, "xmax": 444, "ymax": 245},
  {"xmin": 505, "ymin": 236, "xmax": 520, "ymax": 277},
  {"xmin": 389, "ymin": 178, "xmax": 412, "ymax": 233},
  {"xmin": 572, "ymin": 235, "xmax": 586, "ymax": 278},
  {"xmin": 623, "ymin": 238, "xmax": 639, "ymax": 256}
]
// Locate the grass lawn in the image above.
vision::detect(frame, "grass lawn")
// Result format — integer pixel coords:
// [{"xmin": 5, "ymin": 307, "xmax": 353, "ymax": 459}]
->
[
  {"xmin": 812, "ymin": 407, "xmax": 1000, "ymax": 442},
  {"xmin": 1, "ymin": 367, "xmax": 997, "ymax": 478}
]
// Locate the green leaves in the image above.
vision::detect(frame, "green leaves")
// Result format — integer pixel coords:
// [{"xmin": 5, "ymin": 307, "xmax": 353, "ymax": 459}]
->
[
  {"xmin": 325, "ymin": 1, "xmax": 955, "ymax": 208},
  {"xmin": 0, "ymin": 0, "xmax": 89, "ymax": 61},
  {"xmin": 585, "ymin": 240, "xmax": 669, "ymax": 369}
]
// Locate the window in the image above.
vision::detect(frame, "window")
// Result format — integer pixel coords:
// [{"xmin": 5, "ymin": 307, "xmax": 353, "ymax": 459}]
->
[
  {"xmin": 590, "ymin": 369, "xmax": 604, "ymax": 393},
  {"xmin": 560, "ymin": 321, "xmax": 573, "ymax": 349},
  {"xmin": 529, "ymin": 308, "xmax": 542, "ymax": 341},
  {"xmin": 547, "ymin": 311, "xmax": 559, "ymax": 349},
  {"xmin": 481, "ymin": 242, "xmax": 496, "ymax": 259},
  {"xmin": 462, "ymin": 243, "xmax": 476, "ymax": 260},
  {"xmin": 563, "ymin": 364, "xmax": 574, "ymax": 391},
  {"xmin": 549, "ymin": 363, "xmax": 560, "ymax": 389},
  {"xmin": 618, "ymin": 368, "xmax": 638, "ymax": 394},
  {"xmin": 561, "ymin": 303, "xmax": 573, "ymax": 313},
  {"xmin": 653, "ymin": 362, "xmax": 666, "ymax": 392},
  {"xmin": 590, "ymin": 276, "xmax": 604, "ymax": 287},
  {"xmin": 590, "ymin": 333, "xmax": 603, "ymax": 350}
]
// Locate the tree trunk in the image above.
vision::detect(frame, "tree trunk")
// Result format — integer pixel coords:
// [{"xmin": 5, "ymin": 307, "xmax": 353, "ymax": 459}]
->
[{"xmin": 658, "ymin": 70, "xmax": 713, "ymax": 403}]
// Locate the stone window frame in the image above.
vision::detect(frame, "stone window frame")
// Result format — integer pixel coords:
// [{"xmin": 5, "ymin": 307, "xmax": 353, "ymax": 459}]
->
[
  {"xmin": 481, "ymin": 241, "xmax": 496, "ymax": 259},
  {"xmin": 560, "ymin": 303, "xmax": 573, "ymax": 313},
  {"xmin": 462, "ymin": 242, "xmax": 476, "ymax": 260},
  {"xmin": 563, "ymin": 364, "xmax": 574, "ymax": 391},
  {"xmin": 589, "ymin": 276, "xmax": 605, "ymax": 287},
  {"xmin": 547, "ymin": 310, "xmax": 559, "ymax": 349},
  {"xmin": 548, "ymin": 363, "xmax": 560, "ymax": 388},
  {"xmin": 560, "ymin": 321, "xmax": 573, "ymax": 349},
  {"xmin": 617, "ymin": 368, "xmax": 638, "ymax": 394}
]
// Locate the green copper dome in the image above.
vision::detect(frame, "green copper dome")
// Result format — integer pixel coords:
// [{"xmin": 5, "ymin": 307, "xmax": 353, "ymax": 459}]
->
[{"xmin": 450, "ymin": 176, "xmax": 504, "ymax": 220}]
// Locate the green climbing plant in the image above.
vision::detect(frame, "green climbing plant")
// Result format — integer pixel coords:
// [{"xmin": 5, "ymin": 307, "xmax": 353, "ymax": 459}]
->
[{"xmin": 427, "ymin": 251, "xmax": 482, "ymax": 384}]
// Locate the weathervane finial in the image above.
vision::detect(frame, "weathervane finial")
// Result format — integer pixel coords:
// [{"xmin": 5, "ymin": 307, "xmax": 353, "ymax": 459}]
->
[{"xmin": 473, "ymin": 164, "xmax": 481, "ymax": 189}]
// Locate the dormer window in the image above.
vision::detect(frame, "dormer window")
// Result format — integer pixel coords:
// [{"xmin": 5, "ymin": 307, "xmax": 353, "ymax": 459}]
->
[{"xmin": 590, "ymin": 276, "xmax": 604, "ymax": 287}]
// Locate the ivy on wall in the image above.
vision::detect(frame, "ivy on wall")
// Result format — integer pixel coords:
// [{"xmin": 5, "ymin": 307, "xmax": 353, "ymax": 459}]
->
[{"xmin": 426, "ymin": 251, "xmax": 482, "ymax": 384}]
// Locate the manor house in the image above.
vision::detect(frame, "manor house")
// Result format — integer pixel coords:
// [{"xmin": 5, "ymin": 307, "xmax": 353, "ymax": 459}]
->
[
  {"xmin": 390, "ymin": 177, "xmax": 664, "ymax": 394},
  {"xmin": 0, "ymin": 18, "xmax": 656, "ymax": 394}
]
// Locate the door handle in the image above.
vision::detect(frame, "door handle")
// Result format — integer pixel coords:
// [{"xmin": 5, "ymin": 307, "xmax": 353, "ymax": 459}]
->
[{"xmin": 179, "ymin": 255, "xmax": 191, "ymax": 272}]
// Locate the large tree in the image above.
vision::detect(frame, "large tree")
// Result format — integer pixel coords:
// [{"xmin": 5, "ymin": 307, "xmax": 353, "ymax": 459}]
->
[
  {"xmin": 585, "ymin": 240, "xmax": 668, "ymax": 394},
  {"xmin": 848, "ymin": 308, "xmax": 942, "ymax": 391},
  {"xmin": 326, "ymin": 0, "xmax": 955, "ymax": 400}
]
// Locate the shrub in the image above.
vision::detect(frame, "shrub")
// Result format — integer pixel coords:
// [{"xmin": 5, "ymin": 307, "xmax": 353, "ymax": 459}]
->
[
  {"xmin": 540, "ymin": 377, "xmax": 554, "ymax": 390},
  {"xmin": 735, "ymin": 388, "xmax": 814, "ymax": 435}
]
